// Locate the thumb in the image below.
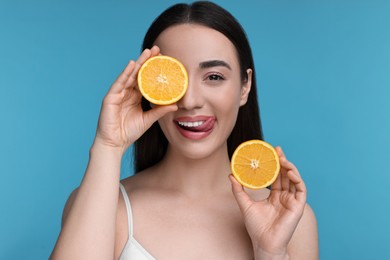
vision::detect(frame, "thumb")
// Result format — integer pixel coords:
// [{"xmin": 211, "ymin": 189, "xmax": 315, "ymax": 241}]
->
[
  {"xmin": 229, "ymin": 174, "xmax": 252, "ymax": 214},
  {"xmin": 143, "ymin": 104, "xmax": 178, "ymax": 127}
]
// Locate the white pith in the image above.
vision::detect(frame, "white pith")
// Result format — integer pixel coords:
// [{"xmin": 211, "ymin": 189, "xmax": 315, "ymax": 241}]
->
[
  {"xmin": 250, "ymin": 159, "xmax": 260, "ymax": 169},
  {"xmin": 178, "ymin": 121, "xmax": 205, "ymax": 127},
  {"xmin": 157, "ymin": 74, "xmax": 168, "ymax": 84}
]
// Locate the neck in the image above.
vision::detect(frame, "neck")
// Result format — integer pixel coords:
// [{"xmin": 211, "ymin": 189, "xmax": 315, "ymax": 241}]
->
[{"xmin": 154, "ymin": 143, "xmax": 232, "ymax": 198}]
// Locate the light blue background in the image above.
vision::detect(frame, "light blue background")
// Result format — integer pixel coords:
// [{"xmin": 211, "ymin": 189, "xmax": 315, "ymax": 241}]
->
[{"xmin": 1, "ymin": 0, "xmax": 389, "ymax": 259}]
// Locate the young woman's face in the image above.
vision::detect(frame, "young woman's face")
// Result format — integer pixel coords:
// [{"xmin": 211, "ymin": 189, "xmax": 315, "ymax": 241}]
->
[{"xmin": 154, "ymin": 24, "xmax": 252, "ymax": 159}]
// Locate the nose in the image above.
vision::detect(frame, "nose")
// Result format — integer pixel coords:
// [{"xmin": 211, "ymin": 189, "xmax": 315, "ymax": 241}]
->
[{"xmin": 176, "ymin": 78, "xmax": 204, "ymax": 110}]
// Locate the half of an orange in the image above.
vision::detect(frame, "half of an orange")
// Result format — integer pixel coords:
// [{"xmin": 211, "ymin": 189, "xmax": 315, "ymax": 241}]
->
[
  {"xmin": 231, "ymin": 140, "xmax": 280, "ymax": 189},
  {"xmin": 138, "ymin": 55, "xmax": 188, "ymax": 105}
]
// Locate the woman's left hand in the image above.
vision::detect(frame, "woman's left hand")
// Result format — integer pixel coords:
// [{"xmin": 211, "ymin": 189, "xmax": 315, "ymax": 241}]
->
[{"xmin": 229, "ymin": 146, "xmax": 307, "ymax": 259}]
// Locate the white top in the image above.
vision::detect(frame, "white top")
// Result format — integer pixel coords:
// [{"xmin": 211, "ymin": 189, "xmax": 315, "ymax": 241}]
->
[{"xmin": 119, "ymin": 183, "xmax": 156, "ymax": 260}]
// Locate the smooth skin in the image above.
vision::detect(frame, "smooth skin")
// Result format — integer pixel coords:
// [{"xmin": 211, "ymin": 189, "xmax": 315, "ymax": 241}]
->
[{"xmin": 51, "ymin": 24, "xmax": 318, "ymax": 260}]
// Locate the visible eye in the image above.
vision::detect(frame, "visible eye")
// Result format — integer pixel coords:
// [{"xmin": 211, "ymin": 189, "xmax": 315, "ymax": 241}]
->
[{"xmin": 205, "ymin": 73, "xmax": 225, "ymax": 81}]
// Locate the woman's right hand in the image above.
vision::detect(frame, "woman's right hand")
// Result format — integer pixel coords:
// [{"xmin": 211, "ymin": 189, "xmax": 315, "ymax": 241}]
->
[{"xmin": 93, "ymin": 46, "xmax": 177, "ymax": 153}]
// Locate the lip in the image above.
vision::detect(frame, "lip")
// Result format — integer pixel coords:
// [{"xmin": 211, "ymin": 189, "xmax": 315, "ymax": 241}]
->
[{"xmin": 174, "ymin": 116, "xmax": 216, "ymax": 140}]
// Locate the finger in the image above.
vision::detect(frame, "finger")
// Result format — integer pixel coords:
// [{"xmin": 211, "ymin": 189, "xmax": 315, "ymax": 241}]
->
[
  {"xmin": 109, "ymin": 60, "xmax": 136, "ymax": 94},
  {"xmin": 276, "ymin": 147, "xmax": 289, "ymax": 190},
  {"xmin": 286, "ymin": 170, "xmax": 307, "ymax": 203},
  {"xmin": 122, "ymin": 48, "xmax": 153, "ymax": 90},
  {"xmin": 121, "ymin": 86, "xmax": 142, "ymax": 106},
  {"xmin": 271, "ymin": 168, "xmax": 282, "ymax": 190},
  {"xmin": 289, "ymin": 175, "xmax": 297, "ymax": 194},
  {"xmin": 229, "ymin": 174, "xmax": 252, "ymax": 214},
  {"xmin": 275, "ymin": 146, "xmax": 285, "ymax": 159},
  {"xmin": 127, "ymin": 47, "xmax": 158, "ymax": 86},
  {"xmin": 125, "ymin": 46, "xmax": 162, "ymax": 90},
  {"xmin": 271, "ymin": 147, "xmax": 284, "ymax": 191},
  {"xmin": 143, "ymin": 104, "xmax": 178, "ymax": 128},
  {"xmin": 280, "ymin": 157, "xmax": 290, "ymax": 191},
  {"xmin": 150, "ymin": 45, "xmax": 160, "ymax": 56},
  {"xmin": 277, "ymin": 147, "xmax": 300, "ymax": 173},
  {"xmin": 284, "ymin": 160, "xmax": 302, "ymax": 183}
]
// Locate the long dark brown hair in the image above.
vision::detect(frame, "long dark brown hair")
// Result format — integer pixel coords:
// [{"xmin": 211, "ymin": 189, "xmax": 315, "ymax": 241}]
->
[{"xmin": 134, "ymin": 1, "xmax": 263, "ymax": 173}]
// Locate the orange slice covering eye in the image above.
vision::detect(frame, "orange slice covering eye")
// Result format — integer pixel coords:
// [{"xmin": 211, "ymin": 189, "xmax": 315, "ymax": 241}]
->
[
  {"xmin": 231, "ymin": 140, "xmax": 280, "ymax": 190},
  {"xmin": 137, "ymin": 55, "xmax": 188, "ymax": 105}
]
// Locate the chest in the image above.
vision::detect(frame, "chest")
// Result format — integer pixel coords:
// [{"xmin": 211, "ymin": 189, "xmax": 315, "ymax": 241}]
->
[{"xmin": 131, "ymin": 197, "xmax": 254, "ymax": 259}]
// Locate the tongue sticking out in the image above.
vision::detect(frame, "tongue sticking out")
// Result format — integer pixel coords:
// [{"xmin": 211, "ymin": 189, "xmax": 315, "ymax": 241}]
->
[
  {"xmin": 180, "ymin": 125, "xmax": 203, "ymax": 132},
  {"xmin": 176, "ymin": 118, "xmax": 215, "ymax": 133}
]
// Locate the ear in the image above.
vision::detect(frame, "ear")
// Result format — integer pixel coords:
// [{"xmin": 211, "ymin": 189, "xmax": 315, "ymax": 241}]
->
[{"xmin": 239, "ymin": 68, "xmax": 252, "ymax": 106}]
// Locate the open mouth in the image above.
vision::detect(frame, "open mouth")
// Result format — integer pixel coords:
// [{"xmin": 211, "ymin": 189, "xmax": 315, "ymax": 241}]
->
[
  {"xmin": 174, "ymin": 116, "xmax": 216, "ymax": 139},
  {"xmin": 177, "ymin": 120, "xmax": 206, "ymax": 131}
]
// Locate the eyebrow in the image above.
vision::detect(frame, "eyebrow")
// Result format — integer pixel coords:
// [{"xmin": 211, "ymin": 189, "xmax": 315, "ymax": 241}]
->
[{"xmin": 199, "ymin": 60, "xmax": 232, "ymax": 70}]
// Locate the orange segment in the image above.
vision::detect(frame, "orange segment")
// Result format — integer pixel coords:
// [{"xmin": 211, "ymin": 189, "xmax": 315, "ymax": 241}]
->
[
  {"xmin": 138, "ymin": 55, "xmax": 188, "ymax": 105},
  {"xmin": 231, "ymin": 140, "xmax": 280, "ymax": 190}
]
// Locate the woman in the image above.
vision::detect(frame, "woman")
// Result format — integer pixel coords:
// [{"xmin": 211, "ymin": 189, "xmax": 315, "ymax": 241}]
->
[{"xmin": 51, "ymin": 2, "xmax": 318, "ymax": 259}]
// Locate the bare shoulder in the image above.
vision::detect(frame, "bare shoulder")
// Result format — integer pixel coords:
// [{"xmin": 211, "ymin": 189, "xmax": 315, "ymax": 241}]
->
[
  {"xmin": 115, "ymin": 171, "xmax": 156, "ymax": 259},
  {"xmin": 60, "ymin": 176, "xmax": 141, "ymax": 228},
  {"xmin": 61, "ymin": 187, "xmax": 79, "ymax": 228},
  {"xmin": 120, "ymin": 164, "xmax": 166, "ymax": 197},
  {"xmin": 120, "ymin": 169, "xmax": 155, "ymax": 192},
  {"xmin": 288, "ymin": 203, "xmax": 319, "ymax": 259}
]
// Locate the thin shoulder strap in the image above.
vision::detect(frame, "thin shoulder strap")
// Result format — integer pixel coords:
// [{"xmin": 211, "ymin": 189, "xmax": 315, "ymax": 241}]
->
[{"xmin": 119, "ymin": 183, "xmax": 133, "ymax": 237}]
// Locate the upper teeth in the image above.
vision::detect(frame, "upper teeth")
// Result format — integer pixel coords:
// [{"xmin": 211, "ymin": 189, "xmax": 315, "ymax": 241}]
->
[{"xmin": 178, "ymin": 121, "xmax": 204, "ymax": 127}]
